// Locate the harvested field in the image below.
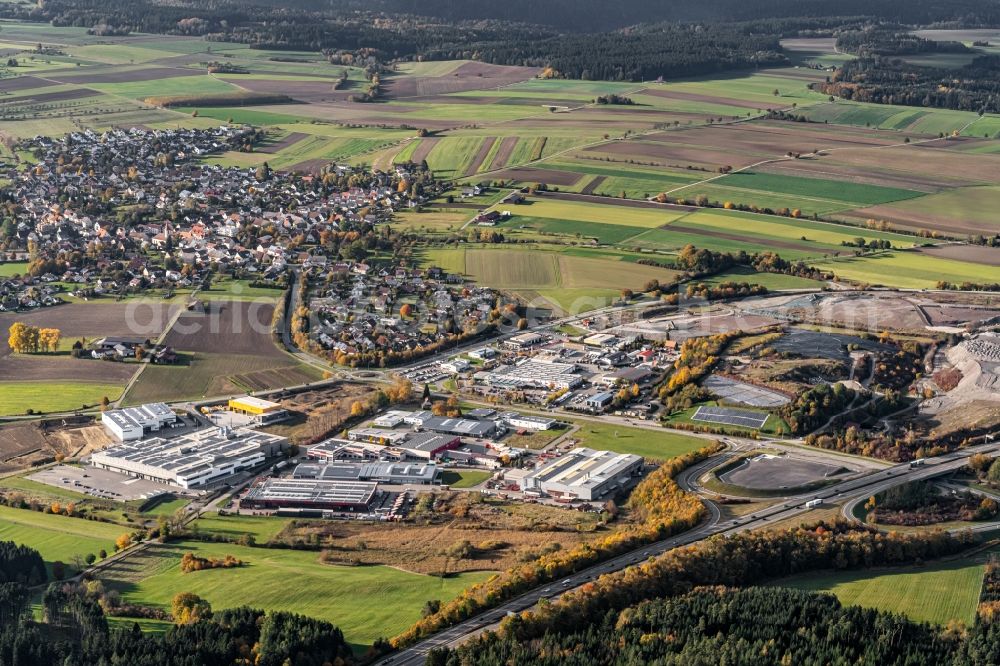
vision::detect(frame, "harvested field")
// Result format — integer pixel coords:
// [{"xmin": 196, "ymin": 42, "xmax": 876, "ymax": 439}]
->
[
  {"xmin": 463, "ymin": 136, "xmax": 496, "ymax": 176},
  {"xmin": 490, "ymin": 135, "xmax": 518, "ymax": 169},
  {"xmin": 0, "ymin": 355, "xmax": 136, "ymax": 383},
  {"xmin": 0, "ymin": 76, "xmax": 58, "ymax": 92},
  {"xmin": 587, "ymin": 140, "xmax": 758, "ymax": 170},
  {"xmin": 161, "ymin": 301, "xmax": 282, "ymax": 356},
  {"xmin": 258, "ymin": 131, "xmax": 308, "ymax": 154},
  {"xmin": 918, "ymin": 244, "xmax": 1000, "ymax": 267},
  {"xmin": 229, "ymin": 365, "xmax": 319, "ymax": 392},
  {"xmin": 0, "ymin": 303, "xmax": 177, "ymax": 348},
  {"xmin": 493, "ymin": 167, "xmax": 582, "ymax": 186},
  {"xmin": 641, "ymin": 88, "xmax": 771, "ymax": 110},
  {"xmin": 383, "ymin": 62, "xmax": 537, "ymax": 98},
  {"xmin": 47, "ymin": 66, "xmax": 203, "ymax": 85},
  {"xmin": 217, "ymin": 77, "xmax": 353, "ymax": 102},
  {"xmin": 9, "ymin": 88, "xmax": 99, "ymax": 104}
]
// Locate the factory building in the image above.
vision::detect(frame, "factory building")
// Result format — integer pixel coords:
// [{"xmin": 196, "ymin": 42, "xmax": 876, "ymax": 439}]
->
[
  {"xmin": 102, "ymin": 403, "xmax": 177, "ymax": 441},
  {"xmin": 227, "ymin": 395, "xmax": 289, "ymax": 425},
  {"xmin": 483, "ymin": 358, "xmax": 582, "ymax": 391},
  {"xmin": 293, "ymin": 461, "xmax": 441, "ymax": 485},
  {"xmin": 518, "ymin": 448, "xmax": 643, "ymax": 501},
  {"xmin": 241, "ymin": 477, "xmax": 378, "ymax": 513},
  {"xmin": 92, "ymin": 427, "xmax": 286, "ymax": 489}
]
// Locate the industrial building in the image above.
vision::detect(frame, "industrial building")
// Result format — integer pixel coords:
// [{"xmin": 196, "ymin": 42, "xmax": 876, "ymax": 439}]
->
[
  {"xmin": 482, "ymin": 358, "xmax": 582, "ymax": 391},
  {"xmin": 503, "ymin": 332, "xmax": 545, "ymax": 350},
  {"xmin": 347, "ymin": 428, "xmax": 409, "ymax": 446},
  {"xmin": 242, "ymin": 477, "xmax": 378, "ymax": 513},
  {"xmin": 517, "ymin": 448, "xmax": 643, "ymax": 501},
  {"xmin": 398, "ymin": 432, "xmax": 462, "ymax": 459},
  {"xmin": 227, "ymin": 395, "xmax": 289, "ymax": 425},
  {"xmin": 308, "ymin": 439, "xmax": 387, "ymax": 462},
  {"xmin": 420, "ymin": 416, "xmax": 499, "ymax": 439},
  {"xmin": 102, "ymin": 403, "xmax": 177, "ymax": 441},
  {"xmin": 501, "ymin": 413, "xmax": 557, "ymax": 431},
  {"xmin": 293, "ymin": 461, "xmax": 441, "ymax": 485},
  {"xmin": 92, "ymin": 427, "xmax": 287, "ymax": 489}
]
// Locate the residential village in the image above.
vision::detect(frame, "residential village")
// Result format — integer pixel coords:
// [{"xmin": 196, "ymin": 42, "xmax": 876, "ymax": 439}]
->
[{"xmin": 0, "ymin": 125, "xmax": 440, "ymax": 309}]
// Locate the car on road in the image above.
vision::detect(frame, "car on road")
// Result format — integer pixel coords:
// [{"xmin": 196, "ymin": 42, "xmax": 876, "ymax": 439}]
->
[{"xmin": 562, "ymin": 579, "xmax": 572, "ymax": 586}]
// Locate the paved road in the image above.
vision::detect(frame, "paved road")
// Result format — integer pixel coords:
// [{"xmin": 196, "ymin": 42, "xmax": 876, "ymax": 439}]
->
[{"xmin": 377, "ymin": 440, "xmax": 1000, "ymax": 666}]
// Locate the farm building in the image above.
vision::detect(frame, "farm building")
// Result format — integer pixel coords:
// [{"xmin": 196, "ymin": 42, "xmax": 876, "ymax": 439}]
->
[
  {"xmin": 92, "ymin": 427, "xmax": 286, "ymax": 489},
  {"xmin": 519, "ymin": 448, "xmax": 643, "ymax": 501},
  {"xmin": 242, "ymin": 477, "xmax": 378, "ymax": 513},
  {"xmin": 102, "ymin": 402, "xmax": 177, "ymax": 441}
]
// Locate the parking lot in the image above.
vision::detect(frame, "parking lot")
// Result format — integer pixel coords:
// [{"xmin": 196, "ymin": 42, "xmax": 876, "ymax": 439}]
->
[{"xmin": 29, "ymin": 465, "xmax": 191, "ymax": 501}]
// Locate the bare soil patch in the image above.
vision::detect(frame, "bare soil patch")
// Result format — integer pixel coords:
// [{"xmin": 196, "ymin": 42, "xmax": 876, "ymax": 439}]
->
[
  {"xmin": 587, "ymin": 140, "xmax": 758, "ymax": 170},
  {"xmin": 48, "ymin": 66, "xmax": 202, "ymax": 85},
  {"xmin": 0, "ymin": 76, "xmax": 57, "ymax": 93},
  {"xmin": 918, "ymin": 244, "xmax": 1000, "ymax": 267},
  {"xmin": 491, "ymin": 136, "xmax": 518, "ymax": 169},
  {"xmin": 463, "ymin": 136, "xmax": 495, "ymax": 176},
  {"xmin": 493, "ymin": 167, "xmax": 582, "ymax": 186},
  {"xmin": 642, "ymin": 88, "xmax": 770, "ymax": 110},
  {"xmin": 258, "ymin": 131, "xmax": 308, "ymax": 154},
  {"xmin": 162, "ymin": 301, "xmax": 282, "ymax": 356},
  {"xmin": 0, "ymin": 355, "xmax": 136, "ymax": 383},
  {"xmin": 580, "ymin": 175, "xmax": 606, "ymax": 195}
]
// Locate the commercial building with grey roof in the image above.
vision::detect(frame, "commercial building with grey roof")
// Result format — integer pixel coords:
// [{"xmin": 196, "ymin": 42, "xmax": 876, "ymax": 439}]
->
[
  {"xmin": 242, "ymin": 477, "xmax": 378, "ymax": 512},
  {"xmin": 293, "ymin": 461, "xmax": 441, "ymax": 485},
  {"xmin": 102, "ymin": 402, "xmax": 177, "ymax": 441},
  {"xmin": 519, "ymin": 448, "xmax": 643, "ymax": 501},
  {"xmin": 91, "ymin": 427, "xmax": 286, "ymax": 489}
]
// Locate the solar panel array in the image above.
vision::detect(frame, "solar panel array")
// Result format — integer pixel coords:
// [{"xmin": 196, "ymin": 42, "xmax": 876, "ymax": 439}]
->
[{"xmin": 692, "ymin": 405, "xmax": 768, "ymax": 429}]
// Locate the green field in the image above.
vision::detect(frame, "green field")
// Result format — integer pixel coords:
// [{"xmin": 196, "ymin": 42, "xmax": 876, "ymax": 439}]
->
[
  {"xmin": 440, "ymin": 470, "xmax": 493, "ymax": 488},
  {"xmin": 774, "ymin": 555, "xmax": 988, "ymax": 626},
  {"xmin": 0, "ymin": 262, "xmax": 28, "ymax": 277},
  {"xmin": 0, "ymin": 381, "xmax": 125, "ymax": 416},
  {"xmin": 193, "ymin": 513, "xmax": 291, "ymax": 542},
  {"xmin": 812, "ymin": 250, "xmax": 993, "ymax": 289},
  {"xmin": 0, "ymin": 504, "xmax": 123, "ymax": 568},
  {"xmin": 107, "ymin": 540, "xmax": 492, "ymax": 649},
  {"xmin": 568, "ymin": 421, "xmax": 708, "ymax": 460}
]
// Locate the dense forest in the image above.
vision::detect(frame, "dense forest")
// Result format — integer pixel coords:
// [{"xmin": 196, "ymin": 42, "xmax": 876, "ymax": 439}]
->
[
  {"xmin": 836, "ymin": 26, "xmax": 970, "ymax": 55},
  {"xmin": 430, "ymin": 586, "xmax": 965, "ymax": 665},
  {"xmin": 818, "ymin": 55, "xmax": 1000, "ymax": 113},
  {"xmin": 10, "ymin": 0, "xmax": 1000, "ymax": 83}
]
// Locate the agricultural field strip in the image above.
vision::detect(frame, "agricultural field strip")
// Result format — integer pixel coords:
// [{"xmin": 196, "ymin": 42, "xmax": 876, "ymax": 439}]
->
[{"xmin": 663, "ymin": 114, "xmax": 984, "ymax": 198}]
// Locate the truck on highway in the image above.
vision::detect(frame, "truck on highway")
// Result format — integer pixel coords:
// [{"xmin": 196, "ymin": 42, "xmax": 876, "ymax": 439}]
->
[
  {"xmin": 804, "ymin": 498, "xmax": 822, "ymax": 509},
  {"xmin": 909, "ymin": 458, "xmax": 926, "ymax": 468}
]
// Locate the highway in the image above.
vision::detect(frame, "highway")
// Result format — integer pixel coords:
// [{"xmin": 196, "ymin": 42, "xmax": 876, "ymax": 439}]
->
[{"xmin": 376, "ymin": 440, "xmax": 1000, "ymax": 666}]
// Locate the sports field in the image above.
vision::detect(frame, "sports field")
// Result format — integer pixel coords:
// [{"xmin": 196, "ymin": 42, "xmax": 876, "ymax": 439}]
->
[
  {"xmin": 105, "ymin": 540, "xmax": 492, "ymax": 648},
  {"xmin": 774, "ymin": 554, "xmax": 988, "ymax": 626}
]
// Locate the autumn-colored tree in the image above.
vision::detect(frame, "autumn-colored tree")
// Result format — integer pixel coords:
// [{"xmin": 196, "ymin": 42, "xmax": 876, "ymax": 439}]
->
[
  {"xmin": 114, "ymin": 533, "xmax": 132, "ymax": 552},
  {"xmin": 350, "ymin": 400, "xmax": 366, "ymax": 417},
  {"xmin": 172, "ymin": 592, "xmax": 212, "ymax": 624},
  {"xmin": 400, "ymin": 303, "xmax": 413, "ymax": 318},
  {"xmin": 8, "ymin": 322, "xmax": 40, "ymax": 353}
]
